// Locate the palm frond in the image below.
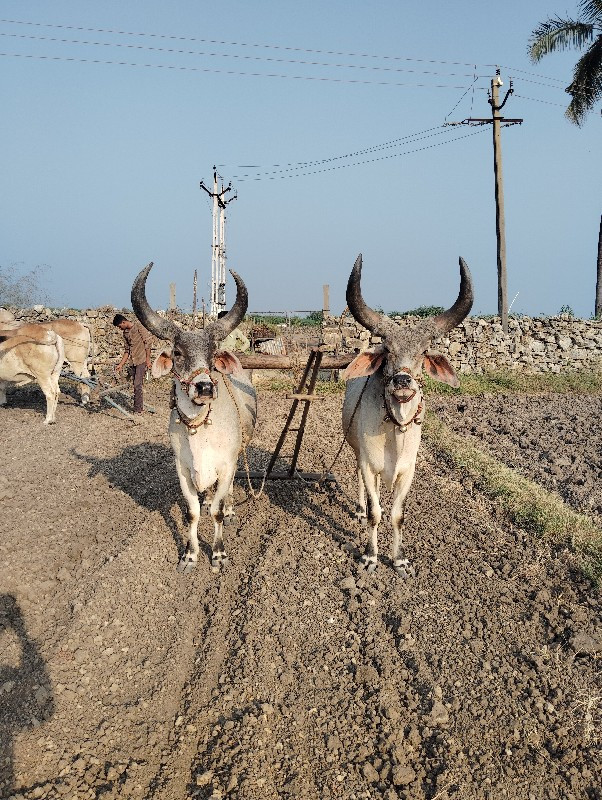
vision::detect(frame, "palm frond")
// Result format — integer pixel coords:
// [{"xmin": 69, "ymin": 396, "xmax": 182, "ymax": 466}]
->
[
  {"xmin": 577, "ymin": 0, "xmax": 602, "ymax": 25},
  {"xmin": 529, "ymin": 18, "xmax": 595, "ymax": 61},
  {"xmin": 565, "ymin": 35, "xmax": 602, "ymax": 123}
]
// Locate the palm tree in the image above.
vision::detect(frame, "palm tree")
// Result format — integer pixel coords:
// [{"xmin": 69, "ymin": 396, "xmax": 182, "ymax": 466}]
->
[{"xmin": 529, "ymin": 0, "xmax": 602, "ymax": 125}]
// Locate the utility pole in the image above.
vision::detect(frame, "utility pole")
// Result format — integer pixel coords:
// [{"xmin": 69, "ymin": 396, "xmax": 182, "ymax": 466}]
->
[
  {"xmin": 192, "ymin": 269, "xmax": 197, "ymax": 327},
  {"xmin": 594, "ymin": 216, "xmax": 602, "ymax": 319},
  {"xmin": 200, "ymin": 167, "xmax": 237, "ymax": 317},
  {"xmin": 450, "ymin": 70, "xmax": 522, "ymax": 333},
  {"xmin": 491, "ymin": 74, "xmax": 507, "ymax": 331}
]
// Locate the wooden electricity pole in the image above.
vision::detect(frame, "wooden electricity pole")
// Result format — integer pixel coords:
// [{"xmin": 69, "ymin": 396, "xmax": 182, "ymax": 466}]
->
[
  {"xmin": 452, "ymin": 70, "xmax": 522, "ymax": 333},
  {"xmin": 594, "ymin": 216, "xmax": 602, "ymax": 319},
  {"xmin": 490, "ymin": 74, "xmax": 508, "ymax": 332}
]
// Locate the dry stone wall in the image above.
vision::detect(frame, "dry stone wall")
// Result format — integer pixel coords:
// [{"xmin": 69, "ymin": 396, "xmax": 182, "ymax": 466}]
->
[
  {"xmin": 3, "ymin": 305, "xmax": 602, "ymax": 374},
  {"xmin": 321, "ymin": 313, "xmax": 602, "ymax": 374}
]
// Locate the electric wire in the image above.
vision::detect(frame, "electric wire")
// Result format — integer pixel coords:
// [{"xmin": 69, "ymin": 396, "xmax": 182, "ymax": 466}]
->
[
  {"xmin": 444, "ymin": 77, "xmax": 480, "ymax": 121},
  {"xmin": 234, "ymin": 126, "xmax": 492, "ymax": 182},
  {"xmin": 0, "ymin": 31, "xmax": 485, "ymax": 79},
  {"xmin": 0, "ymin": 17, "xmax": 573, "ymax": 88},
  {"xmin": 0, "ymin": 51, "xmax": 486, "ymax": 88},
  {"xmin": 230, "ymin": 127, "xmax": 466, "ymax": 179},
  {"xmin": 513, "ymin": 94, "xmax": 569, "ymax": 107},
  {"xmin": 0, "ymin": 18, "xmax": 499, "ymax": 69}
]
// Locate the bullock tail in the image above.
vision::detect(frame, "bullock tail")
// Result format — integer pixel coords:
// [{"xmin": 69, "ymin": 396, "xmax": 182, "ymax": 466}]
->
[
  {"xmin": 0, "ymin": 331, "xmax": 58, "ymax": 354},
  {"xmin": 50, "ymin": 332, "xmax": 66, "ymax": 375},
  {"xmin": 87, "ymin": 325, "xmax": 96, "ymax": 376}
]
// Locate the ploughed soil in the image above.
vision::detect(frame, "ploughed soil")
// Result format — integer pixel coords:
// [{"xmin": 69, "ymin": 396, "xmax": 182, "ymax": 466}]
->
[{"xmin": 1, "ymin": 380, "xmax": 601, "ymax": 800}]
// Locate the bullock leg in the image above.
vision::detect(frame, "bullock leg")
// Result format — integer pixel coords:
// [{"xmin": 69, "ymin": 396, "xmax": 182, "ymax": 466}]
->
[
  {"xmin": 356, "ymin": 470, "xmax": 380, "ymax": 529},
  {"xmin": 74, "ymin": 361, "xmax": 91, "ymax": 404},
  {"xmin": 224, "ymin": 478, "xmax": 237, "ymax": 526},
  {"xmin": 391, "ymin": 467, "xmax": 416, "ymax": 579},
  {"xmin": 38, "ymin": 374, "xmax": 60, "ymax": 424},
  {"xmin": 359, "ymin": 465, "xmax": 381, "ymax": 573},
  {"xmin": 209, "ymin": 469, "xmax": 236, "ymax": 572},
  {"xmin": 356, "ymin": 468, "xmax": 367, "ymax": 527},
  {"xmin": 174, "ymin": 460, "xmax": 201, "ymax": 574}
]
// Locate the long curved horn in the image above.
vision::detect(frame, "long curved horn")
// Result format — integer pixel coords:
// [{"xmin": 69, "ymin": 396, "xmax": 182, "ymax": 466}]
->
[
  {"xmin": 430, "ymin": 257, "xmax": 474, "ymax": 335},
  {"xmin": 131, "ymin": 262, "xmax": 179, "ymax": 342},
  {"xmin": 346, "ymin": 254, "xmax": 398, "ymax": 340},
  {"xmin": 207, "ymin": 270, "xmax": 248, "ymax": 344}
]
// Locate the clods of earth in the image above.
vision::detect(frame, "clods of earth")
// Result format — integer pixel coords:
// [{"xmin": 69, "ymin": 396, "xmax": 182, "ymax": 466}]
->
[{"xmin": 1, "ymin": 382, "xmax": 600, "ymax": 799}]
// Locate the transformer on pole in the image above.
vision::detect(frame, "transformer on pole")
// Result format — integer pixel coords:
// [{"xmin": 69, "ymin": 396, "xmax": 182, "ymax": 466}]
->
[{"xmin": 200, "ymin": 167, "xmax": 237, "ymax": 317}]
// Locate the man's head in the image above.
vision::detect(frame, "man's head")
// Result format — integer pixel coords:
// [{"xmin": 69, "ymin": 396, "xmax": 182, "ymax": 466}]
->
[{"xmin": 113, "ymin": 313, "xmax": 131, "ymax": 330}]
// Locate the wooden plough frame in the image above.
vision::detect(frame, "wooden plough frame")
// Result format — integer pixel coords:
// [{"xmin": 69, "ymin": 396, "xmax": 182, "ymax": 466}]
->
[
  {"xmin": 235, "ymin": 348, "xmax": 353, "ymax": 483},
  {"xmin": 60, "ymin": 371, "xmax": 155, "ymax": 421}
]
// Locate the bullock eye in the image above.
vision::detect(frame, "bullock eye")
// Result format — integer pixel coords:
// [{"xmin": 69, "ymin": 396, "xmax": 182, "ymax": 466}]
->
[{"xmin": 173, "ymin": 349, "xmax": 182, "ymax": 358}]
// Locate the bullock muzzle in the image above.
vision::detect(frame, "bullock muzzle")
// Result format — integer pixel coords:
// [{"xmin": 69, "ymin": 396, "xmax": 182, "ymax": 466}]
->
[
  {"xmin": 387, "ymin": 371, "xmax": 419, "ymax": 404},
  {"xmin": 193, "ymin": 379, "xmax": 218, "ymax": 402}
]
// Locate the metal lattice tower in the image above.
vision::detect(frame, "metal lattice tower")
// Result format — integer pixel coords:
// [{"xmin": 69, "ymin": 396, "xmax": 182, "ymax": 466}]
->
[{"xmin": 200, "ymin": 167, "xmax": 237, "ymax": 317}]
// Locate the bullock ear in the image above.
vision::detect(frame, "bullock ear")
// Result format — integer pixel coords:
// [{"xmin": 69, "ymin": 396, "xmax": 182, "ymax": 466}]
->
[
  {"xmin": 151, "ymin": 350, "xmax": 173, "ymax": 378},
  {"xmin": 423, "ymin": 351, "xmax": 460, "ymax": 388},
  {"xmin": 343, "ymin": 346, "xmax": 386, "ymax": 380},
  {"xmin": 214, "ymin": 350, "xmax": 243, "ymax": 376}
]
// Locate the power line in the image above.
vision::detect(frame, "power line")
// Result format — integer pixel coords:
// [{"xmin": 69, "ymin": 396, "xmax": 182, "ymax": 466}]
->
[
  {"xmin": 1, "ymin": 17, "xmax": 574, "ymax": 87},
  {"xmin": 513, "ymin": 94, "xmax": 567, "ymax": 107},
  {"xmin": 229, "ymin": 127, "xmax": 465, "ymax": 179},
  {"xmin": 0, "ymin": 31, "xmax": 485, "ymax": 79},
  {"xmin": 234, "ymin": 127, "xmax": 491, "ymax": 181},
  {"xmin": 444, "ymin": 77, "xmax": 480, "ymax": 122},
  {"xmin": 0, "ymin": 51, "xmax": 485, "ymax": 89},
  {"xmin": 0, "ymin": 17, "xmax": 500, "ymax": 69}
]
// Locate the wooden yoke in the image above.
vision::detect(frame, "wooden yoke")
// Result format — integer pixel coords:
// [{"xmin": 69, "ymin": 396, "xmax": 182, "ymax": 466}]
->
[{"xmin": 238, "ymin": 353, "xmax": 354, "ymax": 370}]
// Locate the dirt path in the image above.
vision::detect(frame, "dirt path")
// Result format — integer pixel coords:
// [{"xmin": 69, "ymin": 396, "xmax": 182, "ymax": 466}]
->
[{"xmin": 1, "ymin": 385, "xmax": 600, "ymax": 800}]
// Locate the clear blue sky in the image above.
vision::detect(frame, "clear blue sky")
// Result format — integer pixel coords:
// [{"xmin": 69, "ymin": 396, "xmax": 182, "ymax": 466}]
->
[{"xmin": 1, "ymin": 1, "xmax": 600, "ymax": 318}]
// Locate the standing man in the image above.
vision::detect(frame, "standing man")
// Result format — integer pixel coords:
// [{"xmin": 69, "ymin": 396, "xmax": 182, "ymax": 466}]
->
[{"xmin": 113, "ymin": 313, "xmax": 153, "ymax": 413}]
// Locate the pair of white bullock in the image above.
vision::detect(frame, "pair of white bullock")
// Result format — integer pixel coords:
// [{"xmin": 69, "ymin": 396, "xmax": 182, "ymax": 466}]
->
[
  {"xmin": 131, "ymin": 255, "xmax": 473, "ymax": 576},
  {"xmin": 0, "ymin": 309, "xmax": 92, "ymax": 423}
]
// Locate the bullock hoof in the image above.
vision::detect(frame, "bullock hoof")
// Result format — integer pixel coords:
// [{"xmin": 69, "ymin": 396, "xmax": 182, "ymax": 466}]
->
[
  {"xmin": 224, "ymin": 513, "xmax": 238, "ymax": 527},
  {"xmin": 393, "ymin": 559, "xmax": 415, "ymax": 579},
  {"xmin": 360, "ymin": 554, "xmax": 377, "ymax": 573},
  {"xmin": 211, "ymin": 552, "xmax": 229, "ymax": 572},
  {"xmin": 177, "ymin": 555, "xmax": 197, "ymax": 574}
]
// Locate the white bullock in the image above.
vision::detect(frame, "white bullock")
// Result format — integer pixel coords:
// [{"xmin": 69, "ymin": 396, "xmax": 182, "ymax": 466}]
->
[
  {"xmin": 342, "ymin": 254, "xmax": 473, "ymax": 576},
  {"xmin": 131, "ymin": 263, "xmax": 257, "ymax": 572},
  {"xmin": 0, "ymin": 329, "xmax": 65, "ymax": 423}
]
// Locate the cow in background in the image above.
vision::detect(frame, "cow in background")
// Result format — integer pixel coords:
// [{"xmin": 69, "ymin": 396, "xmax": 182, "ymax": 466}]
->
[
  {"xmin": 0, "ymin": 316, "xmax": 93, "ymax": 404},
  {"xmin": 0, "ymin": 329, "xmax": 65, "ymax": 423}
]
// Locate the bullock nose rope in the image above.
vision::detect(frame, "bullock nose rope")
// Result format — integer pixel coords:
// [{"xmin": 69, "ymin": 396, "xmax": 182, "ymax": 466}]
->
[
  {"xmin": 221, "ymin": 373, "xmax": 268, "ymax": 500},
  {"xmin": 318, "ymin": 374, "xmax": 372, "ymax": 483},
  {"xmin": 169, "ymin": 381, "xmax": 214, "ymax": 433},
  {"xmin": 384, "ymin": 367, "xmax": 425, "ymax": 431}
]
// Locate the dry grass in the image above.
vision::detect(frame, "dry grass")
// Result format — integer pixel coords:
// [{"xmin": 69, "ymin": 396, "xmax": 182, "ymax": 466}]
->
[
  {"xmin": 425, "ymin": 368, "xmax": 602, "ymax": 396},
  {"xmin": 424, "ymin": 415, "xmax": 602, "ymax": 587}
]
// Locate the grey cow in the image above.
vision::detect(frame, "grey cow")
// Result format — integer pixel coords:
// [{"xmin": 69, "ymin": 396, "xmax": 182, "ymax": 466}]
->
[
  {"xmin": 342, "ymin": 253, "xmax": 473, "ymax": 576},
  {"xmin": 131, "ymin": 263, "xmax": 257, "ymax": 572}
]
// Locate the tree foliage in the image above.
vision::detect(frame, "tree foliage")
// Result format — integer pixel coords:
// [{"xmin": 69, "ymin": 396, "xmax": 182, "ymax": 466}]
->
[
  {"xmin": 529, "ymin": 0, "xmax": 602, "ymax": 125},
  {"xmin": 388, "ymin": 305, "xmax": 445, "ymax": 318}
]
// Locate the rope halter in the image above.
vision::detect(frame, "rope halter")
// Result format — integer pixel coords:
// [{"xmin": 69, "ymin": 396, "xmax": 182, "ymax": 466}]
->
[
  {"xmin": 383, "ymin": 367, "xmax": 424, "ymax": 431},
  {"xmin": 170, "ymin": 367, "xmax": 218, "ymax": 435}
]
